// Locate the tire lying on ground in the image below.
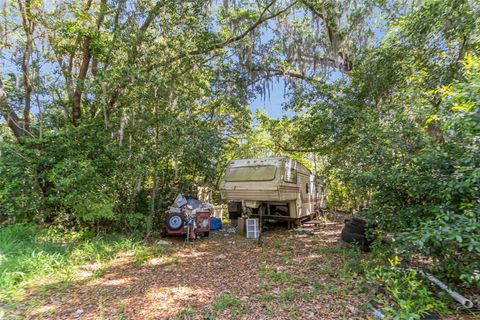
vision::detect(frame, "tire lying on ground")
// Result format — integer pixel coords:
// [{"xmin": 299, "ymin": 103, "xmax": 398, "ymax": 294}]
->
[
  {"xmin": 341, "ymin": 229, "xmax": 370, "ymax": 251},
  {"xmin": 351, "ymin": 216, "xmax": 367, "ymax": 225},
  {"xmin": 344, "ymin": 220, "xmax": 366, "ymax": 234},
  {"xmin": 340, "ymin": 217, "xmax": 374, "ymax": 252},
  {"xmin": 340, "ymin": 229, "xmax": 366, "ymax": 244}
]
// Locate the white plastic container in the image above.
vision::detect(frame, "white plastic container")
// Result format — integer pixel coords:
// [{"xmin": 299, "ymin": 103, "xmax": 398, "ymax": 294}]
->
[{"xmin": 246, "ymin": 218, "xmax": 260, "ymax": 239}]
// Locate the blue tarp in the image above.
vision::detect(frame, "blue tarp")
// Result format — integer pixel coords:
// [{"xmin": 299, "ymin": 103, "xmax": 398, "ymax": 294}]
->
[{"xmin": 210, "ymin": 217, "xmax": 222, "ymax": 230}]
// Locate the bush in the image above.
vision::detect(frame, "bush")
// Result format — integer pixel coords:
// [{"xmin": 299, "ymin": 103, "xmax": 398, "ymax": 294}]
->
[
  {"xmin": 0, "ymin": 123, "xmax": 119, "ymax": 225},
  {"xmin": 0, "ymin": 117, "xmax": 223, "ymax": 231},
  {"xmin": 362, "ymin": 56, "xmax": 480, "ymax": 286},
  {"xmin": 398, "ymin": 213, "xmax": 480, "ymax": 287}
]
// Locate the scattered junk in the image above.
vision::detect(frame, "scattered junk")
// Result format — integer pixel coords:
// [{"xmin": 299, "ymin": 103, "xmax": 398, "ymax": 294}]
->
[
  {"xmin": 162, "ymin": 193, "xmax": 212, "ymax": 241},
  {"xmin": 293, "ymin": 220, "xmax": 323, "ymax": 237},
  {"xmin": 340, "ymin": 217, "xmax": 375, "ymax": 251},
  {"xmin": 226, "ymin": 227, "xmax": 237, "ymax": 234},
  {"xmin": 420, "ymin": 270, "xmax": 474, "ymax": 309},
  {"xmin": 220, "ymin": 157, "xmax": 326, "ymax": 226},
  {"xmin": 371, "ymin": 308, "xmax": 386, "ymax": 319},
  {"xmin": 173, "ymin": 193, "xmax": 188, "ymax": 207},
  {"xmin": 223, "ymin": 226, "xmax": 237, "ymax": 237},
  {"xmin": 74, "ymin": 309, "xmax": 84, "ymax": 317},
  {"xmin": 293, "ymin": 228, "xmax": 314, "ymax": 236}
]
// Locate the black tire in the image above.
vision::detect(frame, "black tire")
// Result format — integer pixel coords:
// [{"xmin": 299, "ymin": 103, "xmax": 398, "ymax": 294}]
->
[
  {"xmin": 351, "ymin": 217, "xmax": 367, "ymax": 225},
  {"xmin": 166, "ymin": 213, "xmax": 184, "ymax": 230},
  {"xmin": 341, "ymin": 229, "xmax": 366, "ymax": 245},
  {"xmin": 344, "ymin": 221, "xmax": 366, "ymax": 235},
  {"xmin": 341, "ymin": 229, "xmax": 372, "ymax": 252},
  {"xmin": 203, "ymin": 232, "xmax": 210, "ymax": 237}
]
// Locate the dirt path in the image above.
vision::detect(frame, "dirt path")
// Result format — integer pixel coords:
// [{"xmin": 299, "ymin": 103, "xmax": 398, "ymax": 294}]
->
[{"xmin": 12, "ymin": 223, "xmax": 375, "ymax": 319}]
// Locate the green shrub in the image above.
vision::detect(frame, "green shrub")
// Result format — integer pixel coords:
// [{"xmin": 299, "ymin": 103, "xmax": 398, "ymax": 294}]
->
[
  {"xmin": 398, "ymin": 213, "xmax": 480, "ymax": 287},
  {"xmin": 361, "ymin": 56, "xmax": 480, "ymax": 286},
  {"xmin": 0, "ymin": 124, "xmax": 119, "ymax": 225},
  {"xmin": 369, "ymin": 258, "xmax": 448, "ymax": 319}
]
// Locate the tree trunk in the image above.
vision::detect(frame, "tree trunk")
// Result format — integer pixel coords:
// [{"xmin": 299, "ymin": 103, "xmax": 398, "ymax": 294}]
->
[
  {"xmin": 18, "ymin": 0, "xmax": 33, "ymax": 132},
  {"xmin": 70, "ymin": 0, "xmax": 107, "ymax": 126},
  {"xmin": 71, "ymin": 36, "xmax": 92, "ymax": 126},
  {"xmin": 0, "ymin": 82, "xmax": 31, "ymax": 139},
  {"xmin": 0, "ymin": 0, "xmax": 35, "ymax": 140},
  {"xmin": 146, "ymin": 174, "xmax": 158, "ymax": 239}
]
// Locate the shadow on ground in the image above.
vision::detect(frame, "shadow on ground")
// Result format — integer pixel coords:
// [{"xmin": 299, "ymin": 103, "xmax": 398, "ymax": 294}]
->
[{"xmin": 12, "ymin": 222, "xmax": 374, "ymax": 320}]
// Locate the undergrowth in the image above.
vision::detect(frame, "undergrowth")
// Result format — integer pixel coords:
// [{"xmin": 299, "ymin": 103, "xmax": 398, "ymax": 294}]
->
[
  {"xmin": 316, "ymin": 240, "xmax": 454, "ymax": 319},
  {"xmin": 365, "ymin": 241, "xmax": 454, "ymax": 319},
  {"xmin": 214, "ymin": 293, "xmax": 245, "ymax": 315},
  {"xmin": 0, "ymin": 223, "xmax": 162, "ymax": 303}
]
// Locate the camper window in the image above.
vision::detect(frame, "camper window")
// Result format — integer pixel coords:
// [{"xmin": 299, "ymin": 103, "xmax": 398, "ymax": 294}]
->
[
  {"xmin": 306, "ymin": 183, "xmax": 309, "ymax": 194},
  {"xmin": 284, "ymin": 166, "xmax": 297, "ymax": 183},
  {"xmin": 225, "ymin": 165, "xmax": 277, "ymax": 181}
]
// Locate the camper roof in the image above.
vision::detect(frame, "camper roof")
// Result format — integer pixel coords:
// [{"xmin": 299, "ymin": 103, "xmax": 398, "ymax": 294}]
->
[
  {"xmin": 228, "ymin": 157, "xmax": 312, "ymax": 175},
  {"xmin": 229, "ymin": 157, "xmax": 287, "ymax": 167}
]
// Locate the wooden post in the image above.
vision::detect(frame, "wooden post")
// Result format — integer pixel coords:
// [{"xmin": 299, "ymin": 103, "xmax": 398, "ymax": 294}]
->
[{"xmin": 258, "ymin": 204, "xmax": 266, "ymax": 242}]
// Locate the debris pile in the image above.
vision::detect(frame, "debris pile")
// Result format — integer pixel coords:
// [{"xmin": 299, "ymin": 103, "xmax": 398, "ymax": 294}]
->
[
  {"xmin": 163, "ymin": 194, "xmax": 213, "ymax": 240},
  {"xmin": 292, "ymin": 220, "xmax": 322, "ymax": 237}
]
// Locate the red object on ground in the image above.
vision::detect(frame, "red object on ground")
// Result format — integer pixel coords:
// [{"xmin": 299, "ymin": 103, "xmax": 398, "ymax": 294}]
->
[
  {"xmin": 163, "ymin": 210, "xmax": 211, "ymax": 237},
  {"xmin": 164, "ymin": 212, "xmax": 186, "ymax": 235},
  {"xmin": 195, "ymin": 211, "xmax": 211, "ymax": 234}
]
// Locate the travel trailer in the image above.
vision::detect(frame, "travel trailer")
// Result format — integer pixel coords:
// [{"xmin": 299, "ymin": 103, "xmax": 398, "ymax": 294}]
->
[{"xmin": 220, "ymin": 157, "xmax": 325, "ymax": 222}]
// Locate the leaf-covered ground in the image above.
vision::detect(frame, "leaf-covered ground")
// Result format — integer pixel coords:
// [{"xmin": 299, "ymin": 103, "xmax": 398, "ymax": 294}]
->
[{"xmin": 6, "ymin": 222, "xmax": 477, "ymax": 319}]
